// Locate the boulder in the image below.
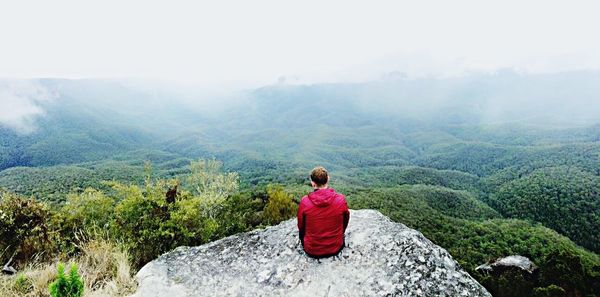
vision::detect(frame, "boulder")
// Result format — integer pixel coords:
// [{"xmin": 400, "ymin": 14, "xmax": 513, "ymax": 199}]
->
[
  {"xmin": 475, "ymin": 255, "xmax": 539, "ymax": 296},
  {"xmin": 132, "ymin": 209, "xmax": 491, "ymax": 297},
  {"xmin": 476, "ymin": 255, "xmax": 538, "ymax": 275}
]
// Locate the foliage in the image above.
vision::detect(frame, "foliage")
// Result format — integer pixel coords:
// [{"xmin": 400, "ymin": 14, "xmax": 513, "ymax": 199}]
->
[
  {"xmin": 112, "ymin": 159, "xmax": 244, "ymax": 267},
  {"xmin": 344, "ymin": 165, "xmax": 483, "ymax": 194},
  {"xmin": 0, "ymin": 154, "xmax": 177, "ymax": 203},
  {"xmin": 48, "ymin": 263, "xmax": 84, "ymax": 297},
  {"xmin": 111, "ymin": 180, "xmax": 174, "ymax": 267},
  {"xmin": 262, "ymin": 184, "xmax": 298, "ymax": 225},
  {"xmin": 488, "ymin": 166, "xmax": 600, "ymax": 252},
  {"xmin": 188, "ymin": 159, "xmax": 239, "ymax": 198},
  {"xmin": 408, "ymin": 185, "xmax": 499, "ymax": 220},
  {"xmin": 1, "ymin": 158, "xmax": 281, "ymax": 273},
  {"xmin": 0, "ymin": 191, "xmax": 54, "ymax": 265},
  {"xmin": 480, "ymin": 269, "xmax": 534, "ymax": 297},
  {"xmin": 416, "ymin": 142, "xmax": 600, "ymax": 178},
  {"xmin": 61, "ymin": 189, "xmax": 115, "ymax": 234}
]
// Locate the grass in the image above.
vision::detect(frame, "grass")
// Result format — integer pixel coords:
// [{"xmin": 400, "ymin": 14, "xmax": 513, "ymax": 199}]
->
[{"xmin": 0, "ymin": 239, "xmax": 137, "ymax": 297}]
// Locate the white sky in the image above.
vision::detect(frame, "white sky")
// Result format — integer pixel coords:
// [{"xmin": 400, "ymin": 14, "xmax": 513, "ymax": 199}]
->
[{"xmin": 1, "ymin": 0, "xmax": 600, "ymax": 86}]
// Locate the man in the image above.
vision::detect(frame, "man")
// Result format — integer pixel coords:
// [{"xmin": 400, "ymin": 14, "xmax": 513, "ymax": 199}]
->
[{"xmin": 297, "ymin": 166, "xmax": 350, "ymax": 258}]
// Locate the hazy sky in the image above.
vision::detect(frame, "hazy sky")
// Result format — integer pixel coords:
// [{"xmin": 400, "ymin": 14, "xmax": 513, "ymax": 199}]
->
[{"xmin": 1, "ymin": 0, "xmax": 600, "ymax": 86}]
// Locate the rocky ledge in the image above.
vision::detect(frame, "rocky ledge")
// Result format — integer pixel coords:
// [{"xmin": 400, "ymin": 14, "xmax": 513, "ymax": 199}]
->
[{"xmin": 132, "ymin": 209, "xmax": 490, "ymax": 297}]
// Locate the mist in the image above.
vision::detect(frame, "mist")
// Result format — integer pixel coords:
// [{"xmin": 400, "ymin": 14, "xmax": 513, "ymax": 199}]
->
[
  {"xmin": 348, "ymin": 69, "xmax": 600, "ymax": 126},
  {"xmin": 232, "ymin": 70, "xmax": 600, "ymax": 129},
  {"xmin": 2, "ymin": 69, "xmax": 600, "ymax": 136},
  {"xmin": 0, "ymin": 80, "xmax": 56, "ymax": 134}
]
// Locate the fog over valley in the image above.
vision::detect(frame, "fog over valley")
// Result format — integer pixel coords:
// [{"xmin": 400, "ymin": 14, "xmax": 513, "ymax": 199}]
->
[{"xmin": 2, "ymin": 69, "xmax": 600, "ymax": 138}]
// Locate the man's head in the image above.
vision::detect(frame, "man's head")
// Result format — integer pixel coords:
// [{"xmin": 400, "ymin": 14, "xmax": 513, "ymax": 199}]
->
[{"xmin": 310, "ymin": 166, "xmax": 329, "ymax": 189}]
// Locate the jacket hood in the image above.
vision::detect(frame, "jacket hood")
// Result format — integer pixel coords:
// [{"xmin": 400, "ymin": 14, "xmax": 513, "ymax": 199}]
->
[{"xmin": 308, "ymin": 188, "xmax": 338, "ymax": 207}]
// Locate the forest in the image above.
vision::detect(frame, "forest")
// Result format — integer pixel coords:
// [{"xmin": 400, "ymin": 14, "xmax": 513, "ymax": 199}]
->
[{"xmin": 1, "ymin": 76, "xmax": 600, "ymax": 296}]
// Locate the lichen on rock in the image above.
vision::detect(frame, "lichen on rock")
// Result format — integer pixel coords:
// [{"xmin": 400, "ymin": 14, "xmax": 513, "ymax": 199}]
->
[{"xmin": 132, "ymin": 209, "xmax": 491, "ymax": 297}]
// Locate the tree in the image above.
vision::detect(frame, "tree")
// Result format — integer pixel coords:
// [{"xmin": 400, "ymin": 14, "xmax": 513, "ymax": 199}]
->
[{"xmin": 263, "ymin": 185, "xmax": 298, "ymax": 225}]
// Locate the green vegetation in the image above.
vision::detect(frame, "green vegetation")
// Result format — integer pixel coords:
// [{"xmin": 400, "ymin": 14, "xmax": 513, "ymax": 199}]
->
[
  {"xmin": 2, "ymin": 78, "xmax": 600, "ymax": 296},
  {"xmin": 0, "ymin": 191, "xmax": 54, "ymax": 263},
  {"xmin": 0, "ymin": 159, "xmax": 295, "ymax": 270},
  {"xmin": 111, "ymin": 164, "xmax": 236, "ymax": 266},
  {"xmin": 487, "ymin": 166, "xmax": 600, "ymax": 253},
  {"xmin": 12, "ymin": 274, "xmax": 33, "ymax": 295},
  {"xmin": 48, "ymin": 263, "xmax": 83, "ymax": 297},
  {"xmin": 263, "ymin": 184, "xmax": 299, "ymax": 225}
]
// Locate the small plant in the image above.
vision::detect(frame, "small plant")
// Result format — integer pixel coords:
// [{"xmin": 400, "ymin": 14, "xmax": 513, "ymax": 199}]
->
[
  {"xmin": 13, "ymin": 273, "xmax": 33, "ymax": 294},
  {"xmin": 49, "ymin": 263, "xmax": 84, "ymax": 297}
]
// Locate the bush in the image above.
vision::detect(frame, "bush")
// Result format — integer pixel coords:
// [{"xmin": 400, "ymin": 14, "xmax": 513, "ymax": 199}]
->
[
  {"xmin": 53, "ymin": 188, "xmax": 117, "ymax": 254},
  {"xmin": 112, "ymin": 183, "xmax": 238, "ymax": 267},
  {"xmin": 111, "ymin": 182, "xmax": 170, "ymax": 267},
  {"xmin": 216, "ymin": 191, "xmax": 265, "ymax": 234},
  {"xmin": 112, "ymin": 159, "xmax": 244, "ymax": 268},
  {"xmin": 0, "ymin": 191, "xmax": 54, "ymax": 266},
  {"xmin": 263, "ymin": 185, "xmax": 298, "ymax": 225},
  {"xmin": 49, "ymin": 263, "xmax": 84, "ymax": 297},
  {"xmin": 61, "ymin": 188, "xmax": 115, "ymax": 233}
]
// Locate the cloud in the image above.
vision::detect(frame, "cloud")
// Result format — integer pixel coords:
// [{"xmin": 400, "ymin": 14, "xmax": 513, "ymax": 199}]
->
[{"xmin": 0, "ymin": 80, "xmax": 57, "ymax": 134}]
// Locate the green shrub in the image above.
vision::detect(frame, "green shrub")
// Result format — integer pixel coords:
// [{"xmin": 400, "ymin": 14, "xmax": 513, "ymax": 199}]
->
[
  {"xmin": 216, "ymin": 191, "xmax": 265, "ymax": 234},
  {"xmin": 0, "ymin": 191, "xmax": 54, "ymax": 265},
  {"xmin": 49, "ymin": 263, "xmax": 84, "ymax": 297},
  {"xmin": 263, "ymin": 184, "xmax": 298, "ymax": 225},
  {"xmin": 187, "ymin": 159, "xmax": 239, "ymax": 200},
  {"xmin": 61, "ymin": 188, "xmax": 115, "ymax": 232},
  {"xmin": 111, "ymin": 182, "xmax": 169, "ymax": 267},
  {"xmin": 112, "ymin": 159, "xmax": 244, "ymax": 268}
]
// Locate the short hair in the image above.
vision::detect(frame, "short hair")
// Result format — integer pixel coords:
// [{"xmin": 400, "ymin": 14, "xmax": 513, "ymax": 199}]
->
[{"xmin": 310, "ymin": 166, "xmax": 329, "ymax": 186}]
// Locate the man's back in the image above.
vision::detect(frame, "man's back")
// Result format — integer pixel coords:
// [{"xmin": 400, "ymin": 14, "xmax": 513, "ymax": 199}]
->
[{"xmin": 297, "ymin": 188, "xmax": 349, "ymax": 257}]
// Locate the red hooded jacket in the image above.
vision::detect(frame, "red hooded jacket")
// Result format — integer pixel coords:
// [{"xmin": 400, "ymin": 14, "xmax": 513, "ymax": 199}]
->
[{"xmin": 297, "ymin": 188, "xmax": 350, "ymax": 257}]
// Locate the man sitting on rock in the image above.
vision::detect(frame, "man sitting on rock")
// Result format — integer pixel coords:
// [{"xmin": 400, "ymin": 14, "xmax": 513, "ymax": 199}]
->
[{"xmin": 297, "ymin": 166, "xmax": 350, "ymax": 258}]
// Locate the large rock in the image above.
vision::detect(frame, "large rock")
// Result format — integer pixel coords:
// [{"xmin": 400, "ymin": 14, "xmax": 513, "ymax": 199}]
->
[
  {"xmin": 475, "ymin": 255, "xmax": 539, "ymax": 297},
  {"xmin": 132, "ymin": 210, "xmax": 491, "ymax": 297},
  {"xmin": 476, "ymin": 255, "xmax": 538, "ymax": 275}
]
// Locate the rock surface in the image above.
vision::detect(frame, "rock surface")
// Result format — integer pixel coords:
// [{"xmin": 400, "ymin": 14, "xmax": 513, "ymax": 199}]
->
[
  {"xmin": 476, "ymin": 255, "xmax": 538, "ymax": 274},
  {"xmin": 132, "ymin": 209, "xmax": 491, "ymax": 297}
]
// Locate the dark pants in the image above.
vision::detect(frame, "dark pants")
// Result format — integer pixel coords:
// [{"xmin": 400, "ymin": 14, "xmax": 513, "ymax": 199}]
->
[{"xmin": 300, "ymin": 234, "xmax": 346, "ymax": 259}]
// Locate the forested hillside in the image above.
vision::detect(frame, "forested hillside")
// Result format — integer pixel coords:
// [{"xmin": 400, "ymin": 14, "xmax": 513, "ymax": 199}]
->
[{"xmin": 1, "ymin": 74, "xmax": 600, "ymax": 296}]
